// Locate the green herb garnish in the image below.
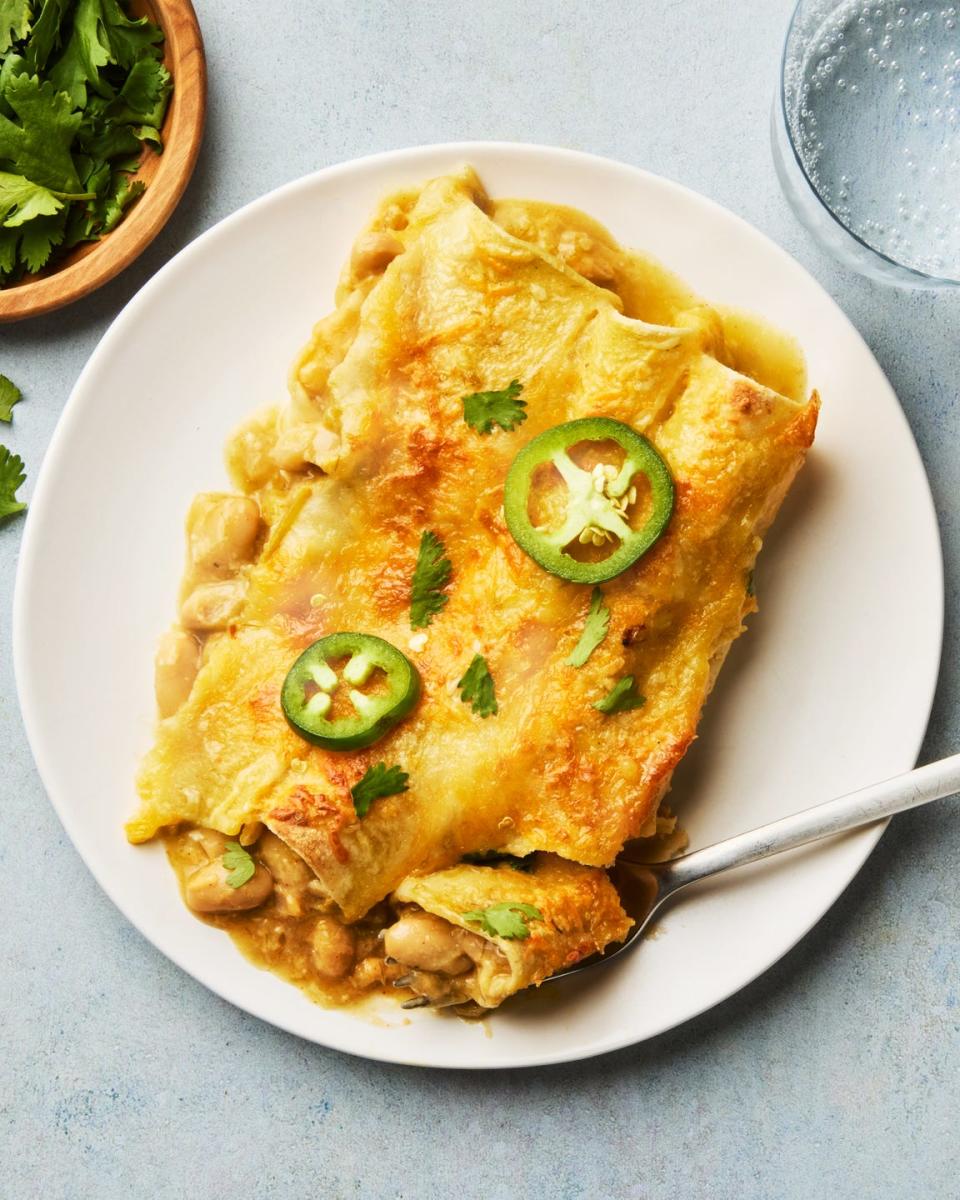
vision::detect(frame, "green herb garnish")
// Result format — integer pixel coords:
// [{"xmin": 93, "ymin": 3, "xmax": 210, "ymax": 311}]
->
[
  {"xmin": 410, "ymin": 529, "xmax": 452, "ymax": 628},
  {"xmin": 0, "ymin": 373, "xmax": 20, "ymax": 422},
  {"xmin": 0, "ymin": 0, "xmax": 172, "ymax": 287},
  {"xmin": 461, "ymin": 902, "xmax": 544, "ymax": 940},
  {"xmin": 457, "ymin": 653, "xmax": 498, "ymax": 718},
  {"xmin": 0, "ymin": 3, "xmax": 31, "ymax": 52},
  {"xmin": 565, "ymin": 586, "xmax": 610, "ymax": 667},
  {"xmin": 593, "ymin": 675, "xmax": 645, "ymax": 715},
  {"xmin": 351, "ymin": 762, "xmax": 409, "ymax": 819},
  {"xmin": 222, "ymin": 842, "xmax": 255, "ymax": 889},
  {"xmin": 462, "ymin": 379, "xmax": 526, "ymax": 435},
  {"xmin": 0, "ymin": 443, "xmax": 26, "ymax": 520}
]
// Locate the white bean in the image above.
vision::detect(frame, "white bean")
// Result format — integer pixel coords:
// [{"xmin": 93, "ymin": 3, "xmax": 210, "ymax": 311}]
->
[
  {"xmin": 184, "ymin": 859, "xmax": 273, "ymax": 913},
  {"xmin": 311, "ymin": 917, "xmax": 356, "ymax": 979},
  {"xmin": 187, "ymin": 494, "xmax": 261, "ymax": 573},
  {"xmin": 383, "ymin": 911, "xmax": 483, "ymax": 976},
  {"xmin": 154, "ymin": 627, "xmax": 201, "ymax": 717},
  {"xmin": 180, "ymin": 579, "xmax": 247, "ymax": 631}
]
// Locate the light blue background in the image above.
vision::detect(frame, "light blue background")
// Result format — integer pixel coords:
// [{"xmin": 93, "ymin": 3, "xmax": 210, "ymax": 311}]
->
[{"xmin": 2, "ymin": 2, "xmax": 958, "ymax": 1196}]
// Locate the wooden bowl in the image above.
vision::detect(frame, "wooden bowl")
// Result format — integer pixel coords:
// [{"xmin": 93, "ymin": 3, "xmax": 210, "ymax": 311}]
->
[{"xmin": 0, "ymin": 0, "xmax": 206, "ymax": 323}]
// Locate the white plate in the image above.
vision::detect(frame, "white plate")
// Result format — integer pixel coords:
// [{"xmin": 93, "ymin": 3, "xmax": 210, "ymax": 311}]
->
[{"xmin": 14, "ymin": 143, "xmax": 943, "ymax": 1069}]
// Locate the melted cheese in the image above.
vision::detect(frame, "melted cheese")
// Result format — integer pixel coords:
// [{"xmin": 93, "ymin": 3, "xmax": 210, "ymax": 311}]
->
[{"xmin": 129, "ymin": 167, "xmax": 818, "ymax": 924}]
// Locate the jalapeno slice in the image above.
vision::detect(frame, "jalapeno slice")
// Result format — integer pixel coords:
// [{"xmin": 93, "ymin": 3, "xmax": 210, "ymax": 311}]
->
[
  {"xmin": 503, "ymin": 417, "xmax": 674, "ymax": 584},
  {"xmin": 281, "ymin": 633, "xmax": 420, "ymax": 751}
]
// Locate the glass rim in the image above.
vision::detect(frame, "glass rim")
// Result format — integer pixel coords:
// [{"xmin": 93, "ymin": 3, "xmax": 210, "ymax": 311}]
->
[{"xmin": 778, "ymin": 0, "xmax": 960, "ymax": 288}]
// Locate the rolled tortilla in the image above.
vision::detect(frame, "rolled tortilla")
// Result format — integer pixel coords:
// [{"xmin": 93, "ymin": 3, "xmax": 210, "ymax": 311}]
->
[{"xmin": 389, "ymin": 854, "xmax": 632, "ymax": 1008}]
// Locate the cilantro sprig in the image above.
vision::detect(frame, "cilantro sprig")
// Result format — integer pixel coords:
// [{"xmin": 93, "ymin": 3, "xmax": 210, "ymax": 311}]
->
[
  {"xmin": 410, "ymin": 529, "xmax": 452, "ymax": 628},
  {"xmin": 461, "ymin": 379, "xmax": 527, "ymax": 435},
  {"xmin": 222, "ymin": 842, "xmax": 256, "ymax": 889},
  {"xmin": 461, "ymin": 902, "xmax": 544, "ymax": 940},
  {"xmin": 565, "ymin": 587, "xmax": 610, "ymax": 667},
  {"xmin": 594, "ymin": 675, "xmax": 646, "ymax": 715},
  {"xmin": 0, "ymin": 374, "xmax": 20, "ymax": 422},
  {"xmin": 457, "ymin": 653, "xmax": 498, "ymax": 718},
  {"xmin": 351, "ymin": 762, "xmax": 409, "ymax": 818},
  {"xmin": 0, "ymin": 443, "xmax": 26, "ymax": 521},
  {"xmin": 0, "ymin": 0, "xmax": 172, "ymax": 286}
]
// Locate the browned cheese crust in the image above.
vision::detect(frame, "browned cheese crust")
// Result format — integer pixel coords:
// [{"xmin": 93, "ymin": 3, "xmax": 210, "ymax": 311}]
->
[{"xmin": 129, "ymin": 167, "xmax": 818, "ymax": 926}]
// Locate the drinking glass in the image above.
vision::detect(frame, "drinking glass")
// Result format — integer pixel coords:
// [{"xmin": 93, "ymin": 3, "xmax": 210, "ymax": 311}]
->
[{"xmin": 772, "ymin": 0, "xmax": 960, "ymax": 288}]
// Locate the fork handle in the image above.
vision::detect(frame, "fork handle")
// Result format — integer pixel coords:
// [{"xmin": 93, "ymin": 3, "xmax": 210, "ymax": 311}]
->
[{"xmin": 654, "ymin": 753, "xmax": 960, "ymax": 896}]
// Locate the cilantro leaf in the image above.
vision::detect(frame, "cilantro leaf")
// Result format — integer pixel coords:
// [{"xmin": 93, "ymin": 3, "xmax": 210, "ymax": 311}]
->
[
  {"xmin": 566, "ymin": 586, "xmax": 610, "ymax": 667},
  {"xmin": 131, "ymin": 122, "xmax": 160, "ymax": 150},
  {"xmin": 74, "ymin": 114, "xmax": 140, "ymax": 161},
  {"xmin": 18, "ymin": 207, "xmax": 65, "ymax": 269},
  {"xmin": 48, "ymin": 0, "xmax": 112, "ymax": 107},
  {"xmin": 222, "ymin": 842, "xmax": 256, "ymax": 889},
  {"xmin": 461, "ymin": 902, "xmax": 544, "ymax": 940},
  {"xmin": 593, "ymin": 675, "xmax": 646, "ymax": 715},
  {"xmin": 48, "ymin": 0, "xmax": 162, "ymax": 108},
  {"xmin": 0, "ymin": 46, "xmax": 28, "ymax": 104},
  {"xmin": 0, "ymin": 372, "xmax": 20, "ymax": 422},
  {"xmin": 0, "ymin": 0, "xmax": 30, "ymax": 56},
  {"xmin": 0, "ymin": 169, "xmax": 64, "ymax": 225},
  {"xmin": 410, "ymin": 529, "xmax": 452, "ymax": 628},
  {"xmin": 350, "ymin": 762, "xmax": 409, "ymax": 818},
  {"xmin": 0, "ymin": 73, "xmax": 83, "ymax": 192},
  {"xmin": 98, "ymin": 170, "xmax": 142, "ymax": 232},
  {"xmin": 99, "ymin": 0, "xmax": 163, "ymax": 70},
  {"xmin": 462, "ymin": 379, "xmax": 527, "ymax": 435},
  {"xmin": 61, "ymin": 195, "xmax": 98, "ymax": 249},
  {"xmin": 457, "ymin": 653, "xmax": 498, "ymax": 718},
  {"xmin": 0, "ymin": 225, "xmax": 16, "ymax": 272},
  {"xmin": 109, "ymin": 54, "xmax": 170, "ymax": 125},
  {"xmin": 0, "ymin": 442, "xmax": 26, "ymax": 520},
  {"xmin": 23, "ymin": 0, "xmax": 71, "ymax": 73}
]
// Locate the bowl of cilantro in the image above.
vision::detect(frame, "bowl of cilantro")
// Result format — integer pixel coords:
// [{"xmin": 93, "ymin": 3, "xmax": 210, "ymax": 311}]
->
[{"xmin": 0, "ymin": 0, "xmax": 205, "ymax": 322}]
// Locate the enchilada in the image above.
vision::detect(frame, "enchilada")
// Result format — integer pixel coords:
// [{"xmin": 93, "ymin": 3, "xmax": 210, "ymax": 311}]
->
[{"xmin": 128, "ymin": 167, "xmax": 818, "ymax": 1011}]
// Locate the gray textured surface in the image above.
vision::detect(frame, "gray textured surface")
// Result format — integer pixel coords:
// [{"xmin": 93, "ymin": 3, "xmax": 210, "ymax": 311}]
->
[{"xmin": 2, "ymin": 2, "xmax": 959, "ymax": 1197}]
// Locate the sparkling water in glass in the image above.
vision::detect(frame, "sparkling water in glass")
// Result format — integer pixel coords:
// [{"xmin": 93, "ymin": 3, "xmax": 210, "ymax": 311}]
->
[{"xmin": 775, "ymin": 0, "xmax": 960, "ymax": 286}]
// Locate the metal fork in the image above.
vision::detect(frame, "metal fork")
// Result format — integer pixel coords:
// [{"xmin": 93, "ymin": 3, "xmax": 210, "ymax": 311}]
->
[{"xmin": 547, "ymin": 753, "xmax": 960, "ymax": 983}]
